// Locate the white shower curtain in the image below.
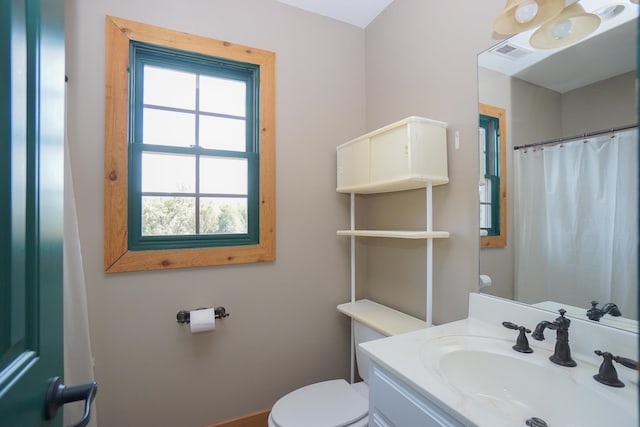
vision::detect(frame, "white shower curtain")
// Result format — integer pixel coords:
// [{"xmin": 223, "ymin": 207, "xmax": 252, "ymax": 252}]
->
[
  {"xmin": 514, "ymin": 127, "xmax": 638, "ymax": 320},
  {"xmin": 64, "ymin": 92, "xmax": 98, "ymax": 426}
]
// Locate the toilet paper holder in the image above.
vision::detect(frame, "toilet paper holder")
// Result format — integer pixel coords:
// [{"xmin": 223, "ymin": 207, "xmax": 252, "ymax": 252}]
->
[{"xmin": 176, "ymin": 306, "xmax": 229, "ymax": 324}]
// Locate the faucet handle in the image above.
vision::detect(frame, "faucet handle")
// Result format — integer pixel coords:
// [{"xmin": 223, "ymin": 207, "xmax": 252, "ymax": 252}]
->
[
  {"xmin": 586, "ymin": 301, "xmax": 601, "ymax": 321},
  {"xmin": 593, "ymin": 350, "xmax": 639, "ymax": 388},
  {"xmin": 502, "ymin": 322, "xmax": 533, "ymax": 353},
  {"xmin": 611, "ymin": 354, "xmax": 638, "ymax": 370}
]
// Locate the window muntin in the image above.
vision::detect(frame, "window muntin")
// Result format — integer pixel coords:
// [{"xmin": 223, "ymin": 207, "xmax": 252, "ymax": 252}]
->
[{"xmin": 128, "ymin": 42, "xmax": 259, "ymax": 250}]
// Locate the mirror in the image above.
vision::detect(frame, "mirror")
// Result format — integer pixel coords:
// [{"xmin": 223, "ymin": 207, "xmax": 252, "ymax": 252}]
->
[{"xmin": 477, "ymin": 0, "xmax": 638, "ymax": 333}]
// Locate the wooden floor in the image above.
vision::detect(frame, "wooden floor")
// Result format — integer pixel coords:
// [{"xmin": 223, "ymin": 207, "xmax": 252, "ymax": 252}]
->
[{"xmin": 206, "ymin": 409, "xmax": 270, "ymax": 427}]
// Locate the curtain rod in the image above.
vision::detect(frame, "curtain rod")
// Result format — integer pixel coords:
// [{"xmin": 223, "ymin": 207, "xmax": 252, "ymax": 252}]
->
[{"xmin": 513, "ymin": 123, "xmax": 638, "ymax": 151}]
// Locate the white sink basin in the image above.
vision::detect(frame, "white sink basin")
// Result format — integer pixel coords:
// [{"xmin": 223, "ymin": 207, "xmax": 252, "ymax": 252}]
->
[{"xmin": 420, "ymin": 335, "xmax": 638, "ymax": 427}]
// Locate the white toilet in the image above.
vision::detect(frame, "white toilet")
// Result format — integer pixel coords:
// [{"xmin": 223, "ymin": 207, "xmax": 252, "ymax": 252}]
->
[{"xmin": 268, "ymin": 300, "xmax": 426, "ymax": 427}]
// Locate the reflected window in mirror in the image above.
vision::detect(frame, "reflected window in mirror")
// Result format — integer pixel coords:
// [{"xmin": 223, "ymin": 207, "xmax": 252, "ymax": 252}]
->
[{"xmin": 479, "ymin": 103, "xmax": 506, "ymax": 248}]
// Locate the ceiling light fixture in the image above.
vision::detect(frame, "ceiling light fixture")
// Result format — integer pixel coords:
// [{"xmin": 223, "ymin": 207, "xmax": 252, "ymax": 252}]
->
[
  {"xmin": 529, "ymin": 3, "xmax": 601, "ymax": 49},
  {"xmin": 515, "ymin": 0, "xmax": 540, "ymax": 23},
  {"xmin": 493, "ymin": 0, "xmax": 565, "ymax": 35}
]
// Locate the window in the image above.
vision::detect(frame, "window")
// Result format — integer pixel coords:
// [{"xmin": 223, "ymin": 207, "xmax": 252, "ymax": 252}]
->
[
  {"xmin": 104, "ymin": 16, "xmax": 275, "ymax": 272},
  {"xmin": 479, "ymin": 103, "xmax": 506, "ymax": 248},
  {"xmin": 130, "ymin": 44, "xmax": 258, "ymax": 249}
]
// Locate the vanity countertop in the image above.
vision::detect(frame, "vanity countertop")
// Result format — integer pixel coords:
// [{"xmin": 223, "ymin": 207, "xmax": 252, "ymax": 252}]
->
[{"xmin": 360, "ymin": 293, "xmax": 638, "ymax": 427}]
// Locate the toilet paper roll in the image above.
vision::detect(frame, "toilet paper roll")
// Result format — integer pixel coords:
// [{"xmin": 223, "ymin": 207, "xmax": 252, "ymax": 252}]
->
[
  {"xmin": 479, "ymin": 274, "xmax": 492, "ymax": 290},
  {"xmin": 190, "ymin": 308, "xmax": 216, "ymax": 333}
]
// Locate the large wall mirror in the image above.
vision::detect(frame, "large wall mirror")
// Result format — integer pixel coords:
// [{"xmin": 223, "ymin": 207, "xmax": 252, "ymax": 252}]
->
[{"xmin": 478, "ymin": 0, "xmax": 638, "ymax": 333}]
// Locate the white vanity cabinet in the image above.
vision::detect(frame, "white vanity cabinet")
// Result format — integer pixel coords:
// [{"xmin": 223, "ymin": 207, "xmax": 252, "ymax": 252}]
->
[{"xmin": 369, "ymin": 362, "xmax": 464, "ymax": 427}]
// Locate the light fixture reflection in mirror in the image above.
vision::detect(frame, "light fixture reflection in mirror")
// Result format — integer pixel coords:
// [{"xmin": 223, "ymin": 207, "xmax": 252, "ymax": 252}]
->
[
  {"xmin": 594, "ymin": 3, "xmax": 626, "ymax": 20},
  {"xmin": 530, "ymin": 3, "xmax": 601, "ymax": 48},
  {"xmin": 478, "ymin": 0, "xmax": 638, "ymax": 333},
  {"xmin": 493, "ymin": 0, "xmax": 565, "ymax": 34}
]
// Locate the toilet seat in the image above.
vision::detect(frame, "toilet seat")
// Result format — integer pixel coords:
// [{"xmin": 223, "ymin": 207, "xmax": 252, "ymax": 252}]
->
[{"xmin": 269, "ymin": 379, "xmax": 368, "ymax": 427}]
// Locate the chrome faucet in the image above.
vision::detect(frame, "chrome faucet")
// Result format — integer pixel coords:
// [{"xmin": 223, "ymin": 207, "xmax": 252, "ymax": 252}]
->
[
  {"xmin": 586, "ymin": 301, "xmax": 622, "ymax": 322},
  {"xmin": 531, "ymin": 309, "xmax": 577, "ymax": 367}
]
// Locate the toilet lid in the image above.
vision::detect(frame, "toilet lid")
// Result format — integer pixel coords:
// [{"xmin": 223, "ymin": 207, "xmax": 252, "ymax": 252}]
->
[{"xmin": 270, "ymin": 379, "xmax": 368, "ymax": 427}]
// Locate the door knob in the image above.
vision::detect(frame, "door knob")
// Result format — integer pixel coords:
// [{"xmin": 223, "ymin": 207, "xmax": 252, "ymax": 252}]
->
[{"xmin": 44, "ymin": 377, "xmax": 97, "ymax": 427}]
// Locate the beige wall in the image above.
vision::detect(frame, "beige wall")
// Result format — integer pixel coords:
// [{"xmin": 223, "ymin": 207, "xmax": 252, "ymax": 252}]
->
[
  {"xmin": 360, "ymin": 0, "xmax": 505, "ymax": 323},
  {"xmin": 562, "ymin": 71, "xmax": 637, "ymax": 136},
  {"xmin": 65, "ymin": 1, "xmax": 365, "ymax": 425}
]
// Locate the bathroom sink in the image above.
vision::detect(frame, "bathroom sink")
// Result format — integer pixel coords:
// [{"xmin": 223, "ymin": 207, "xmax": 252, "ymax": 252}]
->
[{"xmin": 419, "ymin": 335, "xmax": 638, "ymax": 427}]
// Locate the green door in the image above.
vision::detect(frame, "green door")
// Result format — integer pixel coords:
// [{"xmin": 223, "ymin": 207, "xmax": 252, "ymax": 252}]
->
[{"xmin": 0, "ymin": 0, "xmax": 88, "ymax": 425}]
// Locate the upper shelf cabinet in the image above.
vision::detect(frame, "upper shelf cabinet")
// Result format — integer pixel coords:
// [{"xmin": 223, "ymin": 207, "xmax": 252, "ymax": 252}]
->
[{"xmin": 336, "ymin": 116, "xmax": 448, "ymax": 193}]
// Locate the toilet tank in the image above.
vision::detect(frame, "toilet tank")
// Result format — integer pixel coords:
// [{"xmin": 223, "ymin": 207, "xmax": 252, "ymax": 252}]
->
[
  {"xmin": 337, "ymin": 299, "xmax": 426, "ymax": 383},
  {"xmin": 353, "ymin": 321, "xmax": 385, "ymax": 383}
]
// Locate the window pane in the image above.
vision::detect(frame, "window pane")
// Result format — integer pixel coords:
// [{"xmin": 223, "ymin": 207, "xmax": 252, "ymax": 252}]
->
[
  {"xmin": 143, "ymin": 108, "xmax": 195, "ymax": 147},
  {"xmin": 199, "ymin": 116, "xmax": 245, "ymax": 151},
  {"xmin": 199, "ymin": 75, "xmax": 245, "ymax": 116},
  {"xmin": 479, "ymin": 179, "xmax": 491, "ymax": 203},
  {"xmin": 479, "ymin": 180, "xmax": 491, "ymax": 229},
  {"xmin": 200, "ymin": 197, "xmax": 248, "ymax": 234},
  {"xmin": 144, "ymin": 65, "xmax": 195, "ymax": 110},
  {"xmin": 199, "ymin": 157, "xmax": 247, "ymax": 195},
  {"xmin": 142, "ymin": 153, "xmax": 195, "ymax": 193},
  {"xmin": 480, "ymin": 204, "xmax": 492, "ymax": 229},
  {"xmin": 142, "ymin": 196, "xmax": 195, "ymax": 235}
]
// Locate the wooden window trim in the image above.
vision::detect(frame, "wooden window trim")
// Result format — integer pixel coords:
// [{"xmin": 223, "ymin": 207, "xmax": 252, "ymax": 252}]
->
[
  {"xmin": 479, "ymin": 103, "xmax": 506, "ymax": 248},
  {"xmin": 104, "ymin": 16, "xmax": 275, "ymax": 272}
]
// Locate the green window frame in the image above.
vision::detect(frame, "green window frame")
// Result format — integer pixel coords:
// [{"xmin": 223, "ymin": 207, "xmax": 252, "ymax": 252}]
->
[
  {"xmin": 104, "ymin": 16, "xmax": 276, "ymax": 272},
  {"xmin": 128, "ymin": 42, "xmax": 260, "ymax": 250},
  {"xmin": 479, "ymin": 113, "xmax": 500, "ymax": 237}
]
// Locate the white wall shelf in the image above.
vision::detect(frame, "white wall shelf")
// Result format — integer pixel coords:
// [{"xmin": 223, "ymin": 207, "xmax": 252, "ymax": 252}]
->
[
  {"xmin": 337, "ymin": 116, "xmax": 448, "ymax": 193},
  {"xmin": 336, "ymin": 230, "xmax": 450, "ymax": 239},
  {"xmin": 336, "ymin": 117, "xmax": 449, "ymax": 383},
  {"xmin": 337, "ymin": 299, "xmax": 426, "ymax": 337}
]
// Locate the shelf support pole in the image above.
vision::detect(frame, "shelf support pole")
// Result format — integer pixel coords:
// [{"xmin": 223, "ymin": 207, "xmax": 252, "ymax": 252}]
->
[
  {"xmin": 349, "ymin": 192, "xmax": 356, "ymax": 383},
  {"xmin": 350, "ymin": 193, "xmax": 356, "ymax": 303},
  {"xmin": 426, "ymin": 183, "xmax": 433, "ymax": 327}
]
